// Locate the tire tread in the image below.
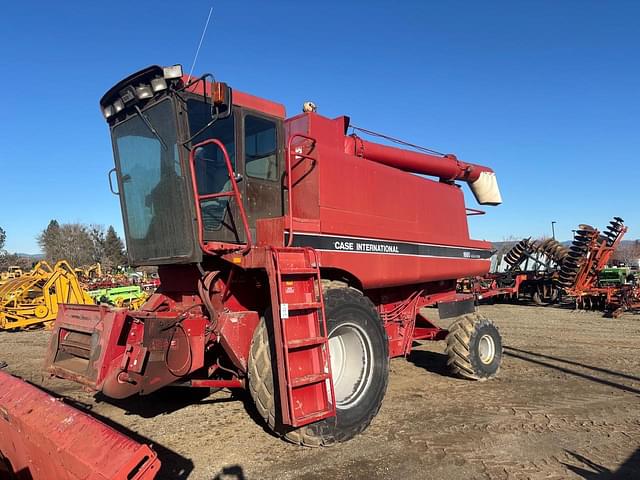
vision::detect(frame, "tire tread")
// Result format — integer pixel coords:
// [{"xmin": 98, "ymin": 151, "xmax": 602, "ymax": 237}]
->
[
  {"xmin": 248, "ymin": 283, "xmax": 387, "ymax": 447},
  {"xmin": 445, "ymin": 313, "xmax": 502, "ymax": 381}
]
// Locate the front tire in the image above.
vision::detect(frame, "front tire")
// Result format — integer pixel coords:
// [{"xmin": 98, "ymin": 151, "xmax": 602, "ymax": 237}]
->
[
  {"xmin": 248, "ymin": 287, "xmax": 389, "ymax": 446},
  {"xmin": 445, "ymin": 313, "xmax": 502, "ymax": 380}
]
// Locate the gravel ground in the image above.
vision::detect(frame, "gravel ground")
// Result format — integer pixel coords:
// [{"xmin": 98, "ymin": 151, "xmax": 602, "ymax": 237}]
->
[{"xmin": 1, "ymin": 304, "xmax": 640, "ymax": 479}]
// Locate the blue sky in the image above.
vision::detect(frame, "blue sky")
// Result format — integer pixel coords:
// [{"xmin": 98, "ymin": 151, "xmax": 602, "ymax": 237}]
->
[{"xmin": 1, "ymin": 1, "xmax": 639, "ymax": 253}]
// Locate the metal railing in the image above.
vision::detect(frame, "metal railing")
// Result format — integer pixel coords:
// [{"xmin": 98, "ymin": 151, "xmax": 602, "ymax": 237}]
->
[
  {"xmin": 188, "ymin": 138, "xmax": 253, "ymax": 255},
  {"xmin": 285, "ymin": 134, "xmax": 318, "ymax": 247}
]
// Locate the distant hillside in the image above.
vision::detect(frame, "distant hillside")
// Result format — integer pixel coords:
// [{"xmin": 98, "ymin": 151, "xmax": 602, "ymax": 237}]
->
[{"xmin": 13, "ymin": 253, "xmax": 45, "ymax": 260}]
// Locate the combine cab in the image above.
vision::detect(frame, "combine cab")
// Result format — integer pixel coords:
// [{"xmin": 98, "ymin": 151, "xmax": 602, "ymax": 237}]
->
[{"xmin": 46, "ymin": 64, "xmax": 504, "ymax": 445}]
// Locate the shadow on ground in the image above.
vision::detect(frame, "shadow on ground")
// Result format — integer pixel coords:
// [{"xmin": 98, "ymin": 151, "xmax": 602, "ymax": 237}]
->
[
  {"xmin": 94, "ymin": 386, "xmax": 240, "ymax": 418},
  {"xmin": 406, "ymin": 349, "xmax": 455, "ymax": 378},
  {"xmin": 564, "ymin": 448, "xmax": 640, "ymax": 479},
  {"xmin": 504, "ymin": 346, "xmax": 640, "ymax": 395},
  {"xmin": 212, "ymin": 464, "xmax": 246, "ymax": 480}
]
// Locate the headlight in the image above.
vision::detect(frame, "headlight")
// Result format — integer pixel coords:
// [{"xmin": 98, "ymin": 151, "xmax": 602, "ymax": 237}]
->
[
  {"xmin": 102, "ymin": 104, "xmax": 115, "ymax": 119},
  {"xmin": 135, "ymin": 85, "xmax": 153, "ymax": 100},
  {"xmin": 151, "ymin": 77, "xmax": 168, "ymax": 92},
  {"xmin": 113, "ymin": 99, "xmax": 124, "ymax": 113},
  {"xmin": 163, "ymin": 64, "xmax": 183, "ymax": 79}
]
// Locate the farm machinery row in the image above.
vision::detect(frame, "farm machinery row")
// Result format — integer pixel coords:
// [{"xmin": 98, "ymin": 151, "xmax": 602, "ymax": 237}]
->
[
  {"xmin": 0, "ymin": 262, "xmax": 153, "ymax": 331},
  {"xmin": 461, "ymin": 217, "xmax": 639, "ymax": 316},
  {"xmin": 0, "ymin": 261, "xmax": 94, "ymax": 330}
]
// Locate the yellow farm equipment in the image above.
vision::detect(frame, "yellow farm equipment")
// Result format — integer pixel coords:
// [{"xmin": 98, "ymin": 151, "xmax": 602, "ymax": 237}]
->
[
  {"xmin": 75, "ymin": 262, "xmax": 103, "ymax": 283},
  {"xmin": 0, "ymin": 266, "xmax": 25, "ymax": 284},
  {"xmin": 0, "ymin": 261, "xmax": 94, "ymax": 331}
]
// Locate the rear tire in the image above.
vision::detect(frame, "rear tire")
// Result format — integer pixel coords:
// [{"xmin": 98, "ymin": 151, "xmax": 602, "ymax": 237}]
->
[
  {"xmin": 445, "ymin": 313, "xmax": 502, "ymax": 380},
  {"xmin": 248, "ymin": 287, "xmax": 389, "ymax": 446}
]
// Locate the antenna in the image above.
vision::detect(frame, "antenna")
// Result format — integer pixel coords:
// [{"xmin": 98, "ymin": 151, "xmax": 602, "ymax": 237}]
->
[{"xmin": 187, "ymin": 6, "xmax": 214, "ymax": 82}]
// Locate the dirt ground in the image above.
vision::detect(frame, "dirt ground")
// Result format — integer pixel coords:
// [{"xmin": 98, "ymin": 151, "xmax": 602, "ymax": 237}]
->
[{"xmin": 2, "ymin": 304, "xmax": 640, "ymax": 479}]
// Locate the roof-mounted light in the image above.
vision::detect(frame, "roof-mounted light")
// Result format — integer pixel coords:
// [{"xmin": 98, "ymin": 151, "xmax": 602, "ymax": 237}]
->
[
  {"xmin": 135, "ymin": 84, "xmax": 153, "ymax": 100},
  {"xmin": 163, "ymin": 64, "xmax": 183, "ymax": 79},
  {"xmin": 102, "ymin": 104, "xmax": 115, "ymax": 119},
  {"xmin": 113, "ymin": 99, "xmax": 124, "ymax": 114},
  {"xmin": 150, "ymin": 77, "xmax": 168, "ymax": 93}
]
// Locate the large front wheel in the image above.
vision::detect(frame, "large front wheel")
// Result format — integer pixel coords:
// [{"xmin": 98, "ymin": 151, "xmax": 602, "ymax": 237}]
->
[{"xmin": 248, "ymin": 287, "xmax": 389, "ymax": 446}]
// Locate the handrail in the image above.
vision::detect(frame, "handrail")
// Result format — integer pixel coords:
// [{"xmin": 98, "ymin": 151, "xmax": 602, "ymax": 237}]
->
[
  {"xmin": 188, "ymin": 138, "xmax": 253, "ymax": 255},
  {"xmin": 285, "ymin": 134, "xmax": 318, "ymax": 247}
]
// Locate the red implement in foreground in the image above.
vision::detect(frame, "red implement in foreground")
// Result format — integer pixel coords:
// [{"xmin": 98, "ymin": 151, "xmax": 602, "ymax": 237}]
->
[{"xmin": 0, "ymin": 369, "xmax": 160, "ymax": 480}]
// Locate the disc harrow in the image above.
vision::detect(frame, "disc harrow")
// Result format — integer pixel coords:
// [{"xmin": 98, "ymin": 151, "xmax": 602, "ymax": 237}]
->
[
  {"xmin": 503, "ymin": 238, "xmax": 532, "ymax": 269},
  {"xmin": 531, "ymin": 238, "xmax": 568, "ymax": 266},
  {"xmin": 558, "ymin": 216, "xmax": 639, "ymax": 316},
  {"xmin": 557, "ymin": 224, "xmax": 597, "ymax": 289}
]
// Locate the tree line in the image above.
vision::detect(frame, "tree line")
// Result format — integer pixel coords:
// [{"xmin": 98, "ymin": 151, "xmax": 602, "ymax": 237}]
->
[{"xmin": 0, "ymin": 221, "xmax": 127, "ymax": 271}]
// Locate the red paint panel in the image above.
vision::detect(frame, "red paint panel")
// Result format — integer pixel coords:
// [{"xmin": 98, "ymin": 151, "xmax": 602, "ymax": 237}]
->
[
  {"xmin": 0, "ymin": 370, "xmax": 160, "ymax": 479},
  {"xmin": 218, "ymin": 311, "xmax": 260, "ymax": 371},
  {"xmin": 279, "ymin": 113, "xmax": 493, "ymax": 288}
]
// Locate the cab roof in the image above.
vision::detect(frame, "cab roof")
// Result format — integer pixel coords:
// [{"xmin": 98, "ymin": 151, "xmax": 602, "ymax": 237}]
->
[{"xmin": 182, "ymin": 75, "xmax": 286, "ymax": 119}]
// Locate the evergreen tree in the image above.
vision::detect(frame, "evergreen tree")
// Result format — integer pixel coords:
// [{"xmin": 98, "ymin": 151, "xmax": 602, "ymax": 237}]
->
[
  {"xmin": 0, "ymin": 226, "xmax": 5, "ymax": 252},
  {"xmin": 38, "ymin": 219, "xmax": 63, "ymax": 262},
  {"xmin": 89, "ymin": 225, "xmax": 106, "ymax": 264},
  {"xmin": 104, "ymin": 226, "xmax": 127, "ymax": 267}
]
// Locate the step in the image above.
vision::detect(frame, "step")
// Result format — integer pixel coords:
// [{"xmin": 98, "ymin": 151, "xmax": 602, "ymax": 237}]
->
[
  {"xmin": 279, "ymin": 267, "xmax": 319, "ymax": 275},
  {"xmin": 285, "ymin": 301, "xmax": 322, "ymax": 311},
  {"xmin": 287, "ymin": 336, "xmax": 327, "ymax": 349},
  {"xmin": 291, "ymin": 373, "xmax": 330, "ymax": 388},
  {"xmin": 294, "ymin": 408, "xmax": 335, "ymax": 425}
]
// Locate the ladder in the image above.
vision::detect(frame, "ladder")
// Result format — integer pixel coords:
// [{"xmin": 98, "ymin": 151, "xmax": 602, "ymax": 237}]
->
[{"xmin": 267, "ymin": 247, "xmax": 336, "ymax": 427}]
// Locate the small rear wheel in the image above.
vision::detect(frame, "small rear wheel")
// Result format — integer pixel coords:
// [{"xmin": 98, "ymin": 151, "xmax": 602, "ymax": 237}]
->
[
  {"xmin": 445, "ymin": 313, "xmax": 502, "ymax": 380},
  {"xmin": 248, "ymin": 287, "xmax": 389, "ymax": 446}
]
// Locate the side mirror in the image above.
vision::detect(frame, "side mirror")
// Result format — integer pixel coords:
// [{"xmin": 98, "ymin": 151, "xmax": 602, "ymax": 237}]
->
[{"xmin": 212, "ymin": 82, "xmax": 232, "ymax": 118}]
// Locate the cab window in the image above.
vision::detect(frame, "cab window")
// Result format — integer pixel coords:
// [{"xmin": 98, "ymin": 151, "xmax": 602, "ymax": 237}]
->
[
  {"xmin": 187, "ymin": 98, "xmax": 236, "ymax": 230},
  {"xmin": 244, "ymin": 115, "xmax": 277, "ymax": 181}
]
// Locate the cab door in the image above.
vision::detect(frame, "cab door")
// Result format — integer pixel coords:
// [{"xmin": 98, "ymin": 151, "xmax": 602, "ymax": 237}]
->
[
  {"xmin": 239, "ymin": 111, "xmax": 284, "ymax": 238},
  {"xmin": 188, "ymin": 101, "xmax": 246, "ymax": 245}
]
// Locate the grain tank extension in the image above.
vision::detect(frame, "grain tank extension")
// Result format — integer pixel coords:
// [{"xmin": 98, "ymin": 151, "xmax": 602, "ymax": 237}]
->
[{"xmin": 45, "ymin": 64, "xmax": 504, "ymax": 446}]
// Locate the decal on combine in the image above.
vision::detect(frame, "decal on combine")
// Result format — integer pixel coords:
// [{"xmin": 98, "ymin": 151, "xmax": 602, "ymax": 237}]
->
[{"xmin": 287, "ymin": 233, "xmax": 493, "ymax": 260}]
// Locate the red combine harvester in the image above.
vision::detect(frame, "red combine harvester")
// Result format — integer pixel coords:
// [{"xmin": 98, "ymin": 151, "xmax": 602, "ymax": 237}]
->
[{"xmin": 44, "ymin": 64, "xmax": 503, "ymax": 446}]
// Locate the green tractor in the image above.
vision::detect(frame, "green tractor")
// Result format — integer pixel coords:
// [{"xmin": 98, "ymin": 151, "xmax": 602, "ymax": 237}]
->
[{"xmin": 598, "ymin": 266, "xmax": 633, "ymax": 287}]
